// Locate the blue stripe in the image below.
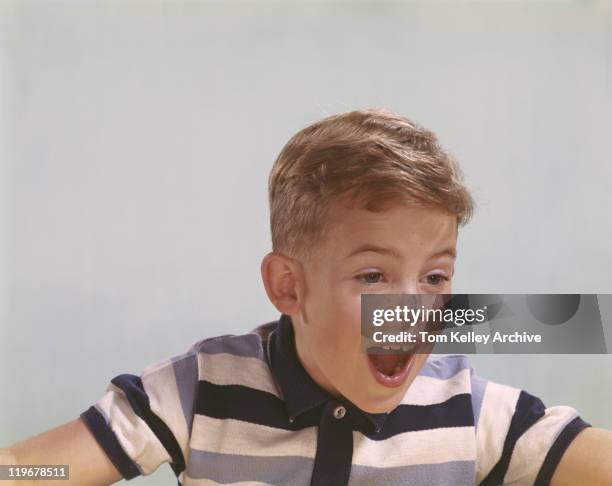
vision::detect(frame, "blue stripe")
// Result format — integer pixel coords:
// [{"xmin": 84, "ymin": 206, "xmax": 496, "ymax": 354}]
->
[
  {"xmin": 80, "ymin": 405, "xmax": 142, "ymax": 480},
  {"xmin": 371, "ymin": 393, "xmax": 474, "ymax": 440},
  {"xmin": 195, "ymin": 381, "xmax": 474, "ymax": 437},
  {"xmin": 196, "ymin": 380, "xmax": 309, "ymax": 430}
]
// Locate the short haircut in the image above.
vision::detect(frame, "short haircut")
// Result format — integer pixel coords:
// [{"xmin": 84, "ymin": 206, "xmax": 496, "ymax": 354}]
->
[{"xmin": 268, "ymin": 108, "xmax": 475, "ymax": 263}]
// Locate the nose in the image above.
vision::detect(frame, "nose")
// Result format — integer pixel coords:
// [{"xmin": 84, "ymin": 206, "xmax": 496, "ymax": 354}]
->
[{"xmin": 395, "ymin": 280, "xmax": 419, "ymax": 295}]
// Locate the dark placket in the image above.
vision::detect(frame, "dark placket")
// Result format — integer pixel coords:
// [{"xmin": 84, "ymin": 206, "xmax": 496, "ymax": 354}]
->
[{"xmin": 310, "ymin": 401, "xmax": 354, "ymax": 486}]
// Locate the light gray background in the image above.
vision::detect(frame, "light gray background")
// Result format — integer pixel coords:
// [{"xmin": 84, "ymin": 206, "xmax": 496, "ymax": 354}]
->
[{"xmin": 1, "ymin": 1, "xmax": 611, "ymax": 484}]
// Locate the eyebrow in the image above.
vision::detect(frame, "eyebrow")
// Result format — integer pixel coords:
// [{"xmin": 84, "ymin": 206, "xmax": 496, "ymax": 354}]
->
[
  {"xmin": 430, "ymin": 247, "xmax": 457, "ymax": 259},
  {"xmin": 345, "ymin": 244, "xmax": 457, "ymax": 260},
  {"xmin": 346, "ymin": 244, "xmax": 401, "ymax": 259}
]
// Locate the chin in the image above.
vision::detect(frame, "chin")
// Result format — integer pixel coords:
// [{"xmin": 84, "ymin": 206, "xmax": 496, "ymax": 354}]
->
[
  {"xmin": 359, "ymin": 399, "xmax": 401, "ymax": 415},
  {"xmin": 352, "ymin": 389, "xmax": 406, "ymax": 414}
]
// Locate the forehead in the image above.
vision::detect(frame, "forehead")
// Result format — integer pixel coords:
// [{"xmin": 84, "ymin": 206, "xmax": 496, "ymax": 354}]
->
[{"xmin": 318, "ymin": 199, "xmax": 458, "ymax": 259}]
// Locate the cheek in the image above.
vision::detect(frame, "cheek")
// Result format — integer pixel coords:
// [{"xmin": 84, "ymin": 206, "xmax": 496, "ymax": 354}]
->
[
  {"xmin": 330, "ymin": 284, "xmax": 361, "ymax": 328},
  {"xmin": 306, "ymin": 270, "xmax": 364, "ymax": 360},
  {"xmin": 311, "ymin": 290, "xmax": 362, "ymax": 360},
  {"xmin": 330, "ymin": 310, "xmax": 364, "ymax": 370}
]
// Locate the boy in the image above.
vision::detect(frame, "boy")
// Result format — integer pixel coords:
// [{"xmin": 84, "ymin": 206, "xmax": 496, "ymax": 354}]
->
[{"xmin": 2, "ymin": 109, "xmax": 611, "ymax": 485}]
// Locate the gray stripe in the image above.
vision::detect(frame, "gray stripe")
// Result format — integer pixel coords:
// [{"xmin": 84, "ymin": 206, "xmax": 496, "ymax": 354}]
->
[
  {"xmin": 349, "ymin": 460, "xmax": 475, "ymax": 486},
  {"xmin": 185, "ymin": 449, "xmax": 475, "ymax": 486},
  {"xmin": 470, "ymin": 374, "xmax": 488, "ymax": 430},
  {"xmin": 186, "ymin": 449, "xmax": 313, "ymax": 485},
  {"xmin": 172, "ymin": 351, "xmax": 199, "ymax": 433},
  {"xmin": 419, "ymin": 354, "xmax": 471, "ymax": 379},
  {"xmin": 198, "ymin": 333, "xmax": 265, "ymax": 360}
]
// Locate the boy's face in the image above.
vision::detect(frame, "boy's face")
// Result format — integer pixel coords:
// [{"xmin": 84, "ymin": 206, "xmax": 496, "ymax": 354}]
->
[{"xmin": 293, "ymin": 200, "xmax": 457, "ymax": 414}]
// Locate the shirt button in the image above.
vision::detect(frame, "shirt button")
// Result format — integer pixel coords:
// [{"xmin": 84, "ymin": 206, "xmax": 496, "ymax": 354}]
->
[{"xmin": 333, "ymin": 405, "xmax": 346, "ymax": 420}]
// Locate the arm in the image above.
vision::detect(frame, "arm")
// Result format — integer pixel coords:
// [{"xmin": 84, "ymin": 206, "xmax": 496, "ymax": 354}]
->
[
  {"xmin": 551, "ymin": 427, "xmax": 612, "ymax": 486},
  {"xmin": 1, "ymin": 341, "xmax": 202, "ymax": 485},
  {"xmin": 1, "ymin": 417, "xmax": 123, "ymax": 486}
]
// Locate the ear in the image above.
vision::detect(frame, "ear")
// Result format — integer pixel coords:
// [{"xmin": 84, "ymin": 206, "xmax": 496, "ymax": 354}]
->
[{"xmin": 260, "ymin": 251, "xmax": 304, "ymax": 316}]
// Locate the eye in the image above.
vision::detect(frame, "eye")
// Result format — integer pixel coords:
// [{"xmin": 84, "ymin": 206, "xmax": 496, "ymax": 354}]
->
[
  {"xmin": 425, "ymin": 274, "xmax": 449, "ymax": 286},
  {"xmin": 357, "ymin": 271, "xmax": 385, "ymax": 285}
]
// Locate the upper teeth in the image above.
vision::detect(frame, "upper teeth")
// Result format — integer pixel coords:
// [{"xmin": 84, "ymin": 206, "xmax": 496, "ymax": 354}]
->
[
  {"xmin": 382, "ymin": 344, "xmax": 414, "ymax": 352},
  {"xmin": 362, "ymin": 337, "xmax": 418, "ymax": 354}
]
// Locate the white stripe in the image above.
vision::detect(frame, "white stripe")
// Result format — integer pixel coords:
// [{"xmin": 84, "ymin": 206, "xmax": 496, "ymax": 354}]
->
[
  {"xmin": 475, "ymin": 382, "xmax": 521, "ymax": 483},
  {"xmin": 98, "ymin": 384, "xmax": 171, "ymax": 475},
  {"xmin": 141, "ymin": 357, "xmax": 190, "ymax": 465},
  {"xmin": 401, "ymin": 368, "xmax": 472, "ymax": 405},
  {"xmin": 504, "ymin": 406, "xmax": 579, "ymax": 484},
  {"xmin": 183, "ymin": 479, "xmax": 272, "ymax": 486},
  {"xmin": 352, "ymin": 426, "xmax": 476, "ymax": 468},
  {"xmin": 197, "ymin": 352, "xmax": 280, "ymax": 397},
  {"xmin": 190, "ymin": 415, "xmax": 317, "ymax": 458}
]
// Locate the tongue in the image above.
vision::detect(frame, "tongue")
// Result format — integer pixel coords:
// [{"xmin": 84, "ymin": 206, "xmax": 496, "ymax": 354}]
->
[{"xmin": 370, "ymin": 354, "xmax": 401, "ymax": 375}]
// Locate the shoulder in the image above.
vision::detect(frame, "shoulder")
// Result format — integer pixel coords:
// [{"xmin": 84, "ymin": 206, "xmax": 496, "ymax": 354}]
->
[
  {"xmin": 463, "ymin": 361, "xmax": 588, "ymax": 485},
  {"xmin": 135, "ymin": 320, "xmax": 280, "ymax": 407},
  {"xmin": 420, "ymin": 353, "xmax": 472, "ymax": 379},
  {"xmin": 418, "ymin": 354, "xmax": 522, "ymax": 415},
  {"xmin": 413, "ymin": 355, "xmax": 591, "ymax": 485},
  {"xmin": 181, "ymin": 321, "xmax": 281, "ymax": 398},
  {"xmin": 187, "ymin": 321, "xmax": 276, "ymax": 361}
]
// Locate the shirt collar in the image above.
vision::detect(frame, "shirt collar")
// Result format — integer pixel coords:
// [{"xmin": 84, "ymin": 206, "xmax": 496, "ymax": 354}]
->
[{"xmin": 268, "ymin": 313, "xmax": 389, "ymax": 433}]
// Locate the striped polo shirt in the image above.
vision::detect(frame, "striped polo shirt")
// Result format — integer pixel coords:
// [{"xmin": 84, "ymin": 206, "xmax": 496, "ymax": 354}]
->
[{"xmin": 80, "ymin": 314, "xmax": 590, "ymax": 486}]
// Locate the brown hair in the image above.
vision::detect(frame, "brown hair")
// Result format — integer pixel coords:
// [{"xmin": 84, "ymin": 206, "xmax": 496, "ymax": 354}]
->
[{"xmin": 268, "ymin": 108, "xmax": 475, "ymax": 263}]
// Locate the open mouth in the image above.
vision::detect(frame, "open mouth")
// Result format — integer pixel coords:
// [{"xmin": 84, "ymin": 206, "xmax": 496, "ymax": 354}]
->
[{"xmin": 366, "ymin": 351, "xmax": 415, "ymax": 388}]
